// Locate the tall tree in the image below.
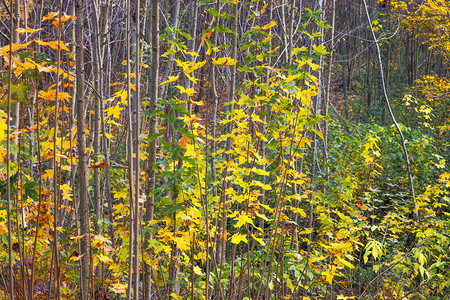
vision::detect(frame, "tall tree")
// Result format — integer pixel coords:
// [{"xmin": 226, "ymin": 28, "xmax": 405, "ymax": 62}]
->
[
  {"xmin": 75, "ymin": 0, "xmax": 90, "ymax": 298},
  {"xmin": 143, "ymin": 0, "xmax": 160, "ymax": 298}
]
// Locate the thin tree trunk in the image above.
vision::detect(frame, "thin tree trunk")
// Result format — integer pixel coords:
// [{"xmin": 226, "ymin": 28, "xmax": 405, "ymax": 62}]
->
[
  {"xmin": 126, "ymin": 0, "xmax": 135, "ymax": 298},
  {"xmin": 133, "ymin": 0, "xmax": 141, "ymax": 296},
  {"xmin": 51, "ymin": 6, "xmax": 63, "ymax": 299},
  {"xmin": 324, "ymin": 0, "xmax": 336, "ymax": 186},
  {"xmin": 75, "ymin": 0, "xmax": 90, "ymax": 298},
  {"xmin": 6, "ymin": 0, "xmax": 15, "ymax": 297},
  {"xmin": 12, "ymin": 0, "xmax": 20, "ymax": 162},
  {"xmin": 92, "ymin": 0, "xmax": 102, "ymax": 237},
  {"xmin": 143, "ymin": 0, "xmax": 160, "ymax": 298}
]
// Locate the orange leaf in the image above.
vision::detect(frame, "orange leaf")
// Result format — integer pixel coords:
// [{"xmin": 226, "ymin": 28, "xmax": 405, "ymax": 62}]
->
[
  {"xmin": 178, "ymin": 135, "xmax": 191, "ymax": 148},
  {"xmin": 90, "ymin": 162, "xmax": 109, "ymax": 169},
  {"xmin": 201, "ymin": 31, "xmax": 212, "ymax": 47},
  {"xmin": 42, "ymin": 11, "xmax": 58, "ymax": 22}
]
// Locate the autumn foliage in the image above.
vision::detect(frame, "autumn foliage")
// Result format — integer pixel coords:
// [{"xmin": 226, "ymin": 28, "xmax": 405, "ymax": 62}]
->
[{"xmin": 0, "ymin": 0, "xmax": 449, "ymax": 299}]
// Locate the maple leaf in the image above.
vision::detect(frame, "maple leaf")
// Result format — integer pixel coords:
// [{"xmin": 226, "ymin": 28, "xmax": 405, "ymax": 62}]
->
[
  {"xmin": 178, "ymin": 135, "xmax": 191, "ymax": 148},
  {"xmin": 230, "ymin": 233, "xmax": 248, "ymax": 245},
  {"xmin": 106, "ymin": 104, "xmax": 123, "ymax": 120},
  {"xmin": 234, "ymin": 213, "xmax": 254, "ymax": 228},
  {"xmin": 175, "ymin": 85, "xmax": 196, "ymax": 97},
  {"xmin": 41, "ymin": 11, "xmax": 58, "ymax": 22}
]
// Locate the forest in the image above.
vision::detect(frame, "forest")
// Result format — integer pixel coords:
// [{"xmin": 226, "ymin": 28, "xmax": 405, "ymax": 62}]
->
[{"xmin": 0, "ymin": 0, "xmax": 449, "ymax": 299}]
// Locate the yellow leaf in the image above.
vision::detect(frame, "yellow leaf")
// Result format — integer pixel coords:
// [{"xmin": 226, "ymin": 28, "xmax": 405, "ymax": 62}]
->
[
  {"xmin": 105, "ymin": 104, "xmax": 123, "ymax": 120},
  {"xmin": 234, "ymin": 213, "xmax": 254, "ymax": 228},
  {"xmin": 267, "ymin": 46, "xmax": 280, "ymax": 54},
  {"xmin": 322, "ymin": 265, "xmax": 336, "ymax": 284},
  {"xmin": 183, "ymin": 49, "xmax": 200, "ymax": 56},
  {"xmin": 193, "ymin": 265, "xmax": 204, "ymax": 276},
  {"xmin": 230, "ymin": 233, "xmax": 248, "ymax": 245},
  {"xmin": 190, "ymin": 99, "xmax": 204, "ymax": 106},
  {"xmin": 38, "ymin": 89, "xmax": 71, "ymax": 101},
  {"xmin": 69, "ymin": 254, "xmax": 82, "ymax": 262},
  {"xmin": 68, "ymin": 235, "xmax": 85, "ymax": 242},
  {"xmin": 0, "ymin": 41, "xmax": 33, "ymax": 57},
  {"xmin": 43, "ymin": 169, "xmax": 54, "ymax": 180},
  {"xmin": 169, "ymin": 293, "xmax": 183, "ymax": 300},
  {"xmin": 160, "ymin": 75, "xmax": 179, "ymax": 86},
  {"xmin": 34, "ymin": 40, "xmax": 69, "ymax": 51},
  {"xmin": 184, "ymin": 72, "xmax": 199, "ymax": 84},
  {"xmin": 60, "ymin": 184, "xmax": 72, "ymax": 201},
  {"xmin": 262, "ymin": 20, "xmax": 277, "ymax": 30},
  {"xmin": 97, "ymin": 254, "xmax": 113, "ymax": 264},
  {"xmin": 212, "ymin": 57, "xmax": 238, "ymax": 65},
  {"xmin": 291, "ymin": 207, "xmax": 307, "ymax": 218},
  {"xmin": 16, "ymin": 28, "xmax": 42, "ymax": 34},
  {"xmin": 251, "ymin": 234, "xmax": 266, "ymax": 246},
  {"xmin": 285, "ymin": 74, "xmax": 301, "ymax": 83},
  {"xmin": 340, "ymin": 259, "xmax": 355, "ymax": 269},
  {"xmin": 185, "ymin": 60, "xmax": 207, "ymax": 73},
  {"xmin": 140, "ymin": 62, "xmax": 151, "ymax": 68},
  {"xmin": 175, "ymin": 85, "xmax": 196, "ymax": 97}
]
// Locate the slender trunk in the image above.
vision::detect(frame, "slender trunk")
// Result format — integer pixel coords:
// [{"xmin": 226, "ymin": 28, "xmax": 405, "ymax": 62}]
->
[
  {"xmin": 12, "ymin": 0, "xmax": 20, "ymax": 162},
  {"xmin": 133, "ymin": 0, "xmax": 141, "ymax": 296},
  {"xmin": 92, "ymin": 0, "xmax": 102, "ymax": 236},
  {"xmin": 6, "ymin": 0, "xmax": 15, "ymax": 297},
  {"xmin": 143, "ymin": 1, "xmax": 160, "ymax": 298},
  {"xmin": 209, "ymin": 3, "xmax": 220, "ymax": 268},
  {"xmin": 324, "ymin": 0, "xmax": 336, "ymax": 186},
  {"xmin": 51, "ymin": 6, "xmax": 63, "ymax": 299},
  {"xmin": 126, "ymin": 0, "xmax": 135, "ymax": 298},
  {"xmin": 75, "ymin": 0, "xmax": 90, "ymax": 298}
]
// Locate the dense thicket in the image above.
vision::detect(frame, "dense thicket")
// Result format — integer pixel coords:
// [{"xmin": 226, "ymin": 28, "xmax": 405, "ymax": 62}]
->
[{"xmin": 0, "ymin": 0, "xmax": 448, "ymax": 299}]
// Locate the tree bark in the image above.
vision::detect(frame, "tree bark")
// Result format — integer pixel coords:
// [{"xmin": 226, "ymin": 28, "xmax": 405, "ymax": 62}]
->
[
  {"xmin": 143, "ymin": 0, "xmax": 160, "ymax": 298},
  {"xmin": 75, "ymin": 0, "xmax": 90, "ymax": 298}
]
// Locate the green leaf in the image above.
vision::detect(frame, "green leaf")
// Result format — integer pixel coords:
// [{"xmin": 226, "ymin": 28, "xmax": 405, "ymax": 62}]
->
[
  {"xmin": 312, "ymin": 44, "xmax": 327, "ymax": 56},
  {"xmin": 177, "ymin": 126, "xmax": 195, "ymax": 139},
  {"xmin": 148, "ymin": 132, "xmax": 165, "ymax": 142},
  {"xmin": 172, "ymin": 104, "xmax": 189, "ymax": 115},
  {"xmin": 178, "ymin": 31, "xmax": 192, "ymax": 40}
]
